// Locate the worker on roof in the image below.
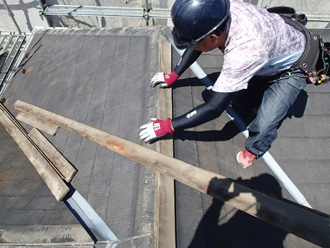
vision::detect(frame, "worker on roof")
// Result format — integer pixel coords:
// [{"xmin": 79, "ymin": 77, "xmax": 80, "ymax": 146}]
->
[{"xmin": 139, "ymin": 0, "xmax": 307, "ymax": 169}]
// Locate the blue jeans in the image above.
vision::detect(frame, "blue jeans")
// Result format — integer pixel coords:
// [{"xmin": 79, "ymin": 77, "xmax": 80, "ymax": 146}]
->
[{"xmin": 245, "ymin": 69, "xmax": 306, "ymax": 157}]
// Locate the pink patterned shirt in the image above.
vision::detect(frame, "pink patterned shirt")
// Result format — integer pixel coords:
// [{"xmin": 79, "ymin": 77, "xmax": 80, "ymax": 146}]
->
[{"xmin": 212, "ymin": 2, "xmax": 306, "ymax": 93}]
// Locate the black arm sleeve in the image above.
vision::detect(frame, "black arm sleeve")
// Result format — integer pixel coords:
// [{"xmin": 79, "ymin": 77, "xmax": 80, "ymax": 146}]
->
[
  {"xmin": 174, "ymin": 48, "xmax": 202, "ymax": 76},
  {"xmin": 172, "ymin": 90, "xmax": 237, "ymax": 130}
]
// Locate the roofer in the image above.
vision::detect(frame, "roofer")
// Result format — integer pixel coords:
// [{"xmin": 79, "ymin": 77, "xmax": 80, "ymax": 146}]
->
[{"xmin": 139, "ymin": 0, "xmax": 309, "ymax": 169}]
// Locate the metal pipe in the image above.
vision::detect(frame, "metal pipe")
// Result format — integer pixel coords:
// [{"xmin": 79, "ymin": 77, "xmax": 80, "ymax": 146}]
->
[
  {"xmin": 225, "ymin": 107, "xmax": 312, "ymax": 208},
  {"xmin": 38, "ymin": 0, "xmax": 51, "ymax": 27},
  {"xmin": 2, "ymin": 0, "xmax": 21, "ymax": 34},
  {"xmin": 144, "ymin": 0, "xmax": 149, "ymax": 26},
  {"xmin": 37, "ymin": 0, "xmax": 45, "ymax": 11}
]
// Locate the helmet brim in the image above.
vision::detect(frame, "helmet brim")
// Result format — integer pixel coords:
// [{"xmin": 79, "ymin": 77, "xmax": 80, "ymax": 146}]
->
[
  {"xmin": 172, "ymin": 14, "xmax": 230, "ymax": 50},
  {"xmin": 172, "ymin": 28, "xmax": 192, "ymax": 49}
]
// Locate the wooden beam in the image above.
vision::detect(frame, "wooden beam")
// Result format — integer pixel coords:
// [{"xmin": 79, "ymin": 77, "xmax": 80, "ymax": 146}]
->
[
  {"xmin": 0, "ymin": 103, "xmax": 69, "ymax": 201},
  {"xmin": 17, "ymin": 111, "xmax": 59, "ymax": 136},
  {"xmin": 13, "ymin": 100, "xmax": 330, "ymax": 247},
  {"xmin": 28, "ymin": 128, "xmax": 77, "ymax": 183},
  {"xmin": 154, "ymin": 32, "xmax": 175, "ymax": 248}
]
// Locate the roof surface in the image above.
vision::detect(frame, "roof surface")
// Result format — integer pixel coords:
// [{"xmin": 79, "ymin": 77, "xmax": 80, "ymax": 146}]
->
[
  {"xmin": 172, "ymin": 29, "xmax": 330, "ymax": 248},
  {"xmin": 0, "ymin": 27, "xmax": 160, "ymax": 247}
]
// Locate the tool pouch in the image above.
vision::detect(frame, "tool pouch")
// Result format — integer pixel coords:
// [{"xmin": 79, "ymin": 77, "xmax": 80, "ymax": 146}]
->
[{"xmin": 267, "ymin": 6, "xmax": 330, "ymax": 85}]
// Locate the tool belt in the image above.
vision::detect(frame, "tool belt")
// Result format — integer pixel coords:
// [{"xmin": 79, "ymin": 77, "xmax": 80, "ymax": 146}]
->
[{"xmin": 267, "ymin": 6, "xmax": 330, "ymax": 85}]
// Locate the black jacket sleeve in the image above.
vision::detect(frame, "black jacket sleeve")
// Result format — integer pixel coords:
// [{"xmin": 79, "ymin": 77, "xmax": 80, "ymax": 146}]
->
[
  {"xmin": 171, "ymin": 90, "xmax": 238, "ymax": 130},
  {"xmin": 174, "ymin": 48, "xmax": 202, "ymax": 76}
]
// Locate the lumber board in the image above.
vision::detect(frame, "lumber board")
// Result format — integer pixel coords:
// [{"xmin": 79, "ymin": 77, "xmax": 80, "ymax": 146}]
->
[
  {"xmin": 17, "ymin": 111, "xmax": 59, "ymax": 136},
  {"xmin": 154, "ymin": 33, "xmax": 175, "ymax": 248},
  {"xmin": 13, "ymin": 99, "xmax": 330, "ymax": 247},
  {"xmin": 0, "ymin": 103, "xmax": 69, "ymax": 201},
  {"xmin": 28, "ymin": 128, "xmax": 77, "ymax": 183}
]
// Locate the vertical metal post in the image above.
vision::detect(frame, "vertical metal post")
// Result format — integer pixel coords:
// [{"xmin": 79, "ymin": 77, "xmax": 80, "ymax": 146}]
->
[
  {"xmin": 38, "ymin": 0, "xmax": 51, "ymax": 27},
  {"xmin": 144, "ymin": 0, "xmax": 149, "ymax": 26},
  {"xmin": 2, "ymin": 0, "xmax": 21, "ymax": 34}
]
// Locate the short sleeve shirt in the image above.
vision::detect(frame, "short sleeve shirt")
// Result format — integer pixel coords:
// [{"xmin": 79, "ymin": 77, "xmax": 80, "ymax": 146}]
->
[{"xmin": 212, "ymin": 2, "xmax": 306, "ymax": 93}]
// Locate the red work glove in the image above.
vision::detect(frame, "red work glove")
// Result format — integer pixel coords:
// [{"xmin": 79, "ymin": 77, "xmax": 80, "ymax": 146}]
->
[
  {"xmin": 150, "ymin": 72, "xmax": 179, "ymax": 88},
  {"xmin": 139, "ymin": 118, "xmax": 174, "ymax": 142}
]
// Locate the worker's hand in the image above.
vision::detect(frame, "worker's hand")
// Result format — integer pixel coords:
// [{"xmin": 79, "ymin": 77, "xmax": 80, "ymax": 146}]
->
[
  {"xmin": 139, "ymin": 118, "xmax": 174, "ymax": 143},
  {"xmin": 150, "ymin": 72, "xmax": 179, "ymax": 88}
]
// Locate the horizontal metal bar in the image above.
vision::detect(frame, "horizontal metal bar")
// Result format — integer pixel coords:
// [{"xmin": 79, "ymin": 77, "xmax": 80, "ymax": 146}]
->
[
  {"xmin": 149, "ymin": 8, "xmax": 171, "ymax": 19},
  {"xmin": 44, "ymin": 5, "xmax": 144, "ymax": 18},
  {"xmin": 305, "ymin": 12, "xmax": 330, "ymax": 22},
  {"xmin": 42, "ymin": 6, "xmax": 330, "ymax": 23},
  {"xmin": 44, "ymin": 5, "xmax": 173, "ymax": 19}
]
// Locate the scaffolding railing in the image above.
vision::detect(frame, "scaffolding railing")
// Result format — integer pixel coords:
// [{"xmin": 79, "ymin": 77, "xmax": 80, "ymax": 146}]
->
[
  {"xmin": 0, "ymin": 33, "xmax": 27, "ymax": 98},
  {"xmin": 38, "ymin": 0, "xmax": 172, "ymax": 27},
  {"xmin": 43, "ymin": 5, "xmax": 145, "ymax": 18},
  {"xmin": 41, "ymin": 6, "xmax": 330, "ymax": 22},
  {"xmin": 305, "ymin": 12, "xmax": 330, "ymax": 22},
  {"xmin": 38, "ymin": 3, "xmax": 330, "ymax": 27},
  {"xmin": 40, "ymin": 5, "xmax": 172, "ymax": 26}
]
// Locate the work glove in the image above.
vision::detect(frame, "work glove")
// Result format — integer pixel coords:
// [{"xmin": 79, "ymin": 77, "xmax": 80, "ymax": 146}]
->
[
  {"xmin": 150, "ymin": 72, "xmax": 179, "ymax": 88},
  {"xmin": 139, "ymin": 118, "xmax": 174, "ymax": 143}
]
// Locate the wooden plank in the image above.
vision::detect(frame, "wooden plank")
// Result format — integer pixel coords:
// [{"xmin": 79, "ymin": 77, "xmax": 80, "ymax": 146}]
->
[
  {"xmin": 28, "ymin": 128, "xmax": 77, "ymax": 183},
  {"xmin": 154, "ymin": 32, "xmax": 176, "ymax": 248},
  {"xmin": 13, "ymin": 100, "xmax": 330, "ymax": 247},
  {"xmin": 0, "ymin": 103, "xmax": 69, "ymax": 201},
  {"xmin": 16, "ymin": 111, "xmax": 59, "ymax": 136}
]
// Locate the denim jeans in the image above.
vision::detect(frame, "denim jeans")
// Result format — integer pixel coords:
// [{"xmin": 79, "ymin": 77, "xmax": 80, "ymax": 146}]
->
[{"xmin": 245, "ymin": 69, "xmax": 306, "ymax": 157}]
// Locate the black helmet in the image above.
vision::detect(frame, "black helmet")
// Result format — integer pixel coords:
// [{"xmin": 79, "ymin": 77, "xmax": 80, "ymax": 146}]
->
[{"xmin": 171, "ymin": 0, "xmax": 230, "ymax": 48}]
